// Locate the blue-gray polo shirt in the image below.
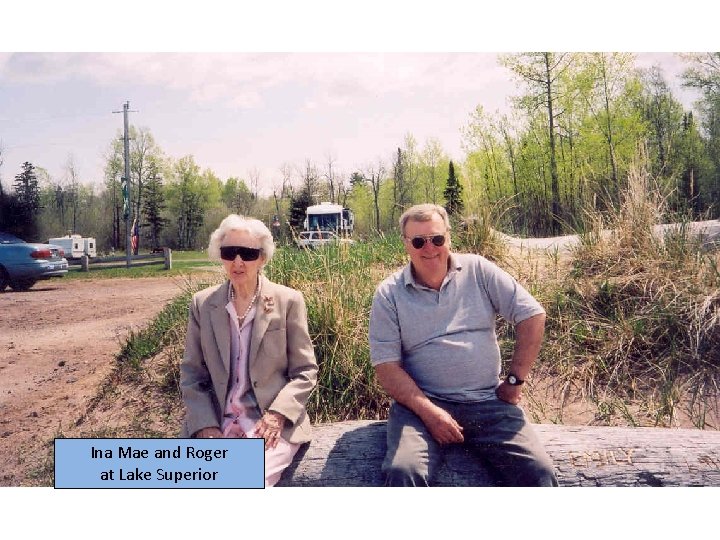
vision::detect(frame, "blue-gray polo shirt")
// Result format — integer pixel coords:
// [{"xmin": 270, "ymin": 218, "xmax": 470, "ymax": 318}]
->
[{"xmin": 369, "ymin": 252, "xmax": 545, "ymax": 402}]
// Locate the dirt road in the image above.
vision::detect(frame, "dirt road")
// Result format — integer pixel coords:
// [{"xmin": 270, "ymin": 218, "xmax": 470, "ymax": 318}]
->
[{"xmin": 0, "ymin": 276, "xmax": 187, "ymax": 486}]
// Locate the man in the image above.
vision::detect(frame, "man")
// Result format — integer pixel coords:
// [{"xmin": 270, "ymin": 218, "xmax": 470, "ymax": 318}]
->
[{"xmin": 369, "ymin": 204, "xmax": 557, "ymax": 487}]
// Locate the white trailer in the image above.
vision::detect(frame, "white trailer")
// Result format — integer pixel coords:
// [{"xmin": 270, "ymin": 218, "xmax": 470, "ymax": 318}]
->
[
  {"xmin": 304, "ymin": 202, "xmax": 354, "ymax": 234},
  {"xmin": 48, "ymin": 235, "xmax": 96, "ymax": 259},
  {"xmin": 82, "ymin": 237, "xmax": 97, "ymax": 258}
]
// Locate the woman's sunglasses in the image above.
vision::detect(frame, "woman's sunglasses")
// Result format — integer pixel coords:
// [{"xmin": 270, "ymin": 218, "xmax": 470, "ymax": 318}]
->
[
  {"xmin": 407, "ymin": 234, "xmax": 446, "ymax": 250},
  {"xmin": 220, "ymin": 245, "xmax": 262, "ymax": 261}
]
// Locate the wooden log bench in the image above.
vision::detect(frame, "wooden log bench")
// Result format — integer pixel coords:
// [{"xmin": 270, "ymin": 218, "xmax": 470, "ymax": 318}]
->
[{"xmin": 277, "ymin": 420, "xmax": 720, "ymax": 487}]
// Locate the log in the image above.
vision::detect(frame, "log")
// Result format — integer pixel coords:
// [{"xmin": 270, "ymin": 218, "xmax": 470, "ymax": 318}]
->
[{"xmin": 277, "ymin": 420, "xmax": 720, "ymax": 487}]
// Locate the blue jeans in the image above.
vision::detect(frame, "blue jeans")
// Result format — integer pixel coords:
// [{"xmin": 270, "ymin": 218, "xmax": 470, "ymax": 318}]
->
[{"xmin": 382, "ymin": 398, "xmax": 558, "ymax": 487}]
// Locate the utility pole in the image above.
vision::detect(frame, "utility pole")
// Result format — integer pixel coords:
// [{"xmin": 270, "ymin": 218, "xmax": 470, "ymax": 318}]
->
[{"xmin": 113, "ymin": 101, "xmax": 136, "ymax": 267}]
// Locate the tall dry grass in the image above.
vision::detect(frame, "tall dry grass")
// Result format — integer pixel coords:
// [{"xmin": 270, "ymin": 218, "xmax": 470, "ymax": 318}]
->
[
  {"xmin": 538, "ymin": 154, "xmax": 720, "ymax": 427},
  {"xmin": 266, "ymin": 237, "xmax": 406, "ymax": 421}
]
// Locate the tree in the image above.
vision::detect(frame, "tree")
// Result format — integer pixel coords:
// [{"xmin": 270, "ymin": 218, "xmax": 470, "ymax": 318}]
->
[
  {"xmin": 358, "ymin": 159, "xmax": 386, "ymax": 234},
  {"xmin": 501, "ymin": 52, "xmax": 574, "ymax": 234},
  {"xmin": 578, "ymin": 53, "xmax": 637, "ymax": 194},
  {"xmin": 106, "ymin": 126, "xmax": 164, "ymax": 246},
  {"xmin": 675, "ymin": 112, "xmax": 712, "ymax": 216},
  {"xmin": 247, "ymin": 167, "xmax": 261, "ymax": 205},
  {"xmin": 443, "ymin": 161, "xmax": 463, "ymax": 217},
  {"xmin": 420, "ymin": 138, "xmax": 446, "ymax": 204},
  {"xmin": 167, "ymin": 156, "xmax": 207, "ymax": 250},
  {"xmin": 301, "ymin": 160, "xmax": 321, "ymax": 201},
  {"xmin": 323, "ymin": 153, "xmax": 338, "ymax": 203},
  {"xmin": 288, "ymin": 185, "xmax": 314, "ymax": 231},
  {"xmin": 12, "ymin": 162, "xmax": 41, "ymax": 240},
  {"xmin": 391, "ymin": 147, "xmax": 411, "ymax": 223},
  {"xmin": 142, "ymin": 169, "xmax": 168, "ymax": 250},
  {"xmin": 682, "ymin": 53, "xmax": 720, "ymax": 217},
  {"xmin": 681, "ymin": 53, "xmax": 720, "ymax": 97},
  {"xmin": 222, "ymin": 177, "xmax": 254, "ymax": 215},
  {"xmin": 638, "ymin": 66, "xmax": 685, "ymax": 179},
  {"xmin": 63, "ymin": 155, "xmax": 81, "ymax": 234},
  {"xmin": 103, "ymin": 143, "xmax": 124, "ymax": 249}
]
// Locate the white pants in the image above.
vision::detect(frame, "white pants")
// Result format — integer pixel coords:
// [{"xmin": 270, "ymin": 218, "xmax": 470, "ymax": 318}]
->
[{"xmin": 222, "ymin": 415, "xmax": 300, "ymax": 487}]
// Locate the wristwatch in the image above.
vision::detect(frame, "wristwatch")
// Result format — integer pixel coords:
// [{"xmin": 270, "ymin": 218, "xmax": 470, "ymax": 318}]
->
[{"xmin": 505, "ymin": 373, "xmax": 525, "ymax": 386}]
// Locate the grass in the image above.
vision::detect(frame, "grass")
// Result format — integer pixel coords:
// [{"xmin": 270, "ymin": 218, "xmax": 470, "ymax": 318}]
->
[
  {"xmin": 64, "ymin": 250, "xmax": 215, "ymax": 280},
  {"xmin": 533, "ymin": 156, "xmax": 720, "ymax": 428},
  {"xmin": 266, "ymin": 238, "xmax": 407, "ymax": 421}
]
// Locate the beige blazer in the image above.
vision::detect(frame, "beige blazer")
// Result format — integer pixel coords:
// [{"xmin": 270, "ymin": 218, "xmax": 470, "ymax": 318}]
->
[{"xmin": 180, "ymin": 275, "xmax": 318, "ymax": 444}]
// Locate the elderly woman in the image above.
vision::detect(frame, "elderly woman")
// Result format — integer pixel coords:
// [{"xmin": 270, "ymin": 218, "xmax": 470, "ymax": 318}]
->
[{"xmin": 180, "ymin": 214, "xmax": 318, "ymax": 486}]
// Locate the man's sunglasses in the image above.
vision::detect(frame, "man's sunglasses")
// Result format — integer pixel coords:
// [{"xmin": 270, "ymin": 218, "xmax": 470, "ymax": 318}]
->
[
  {"xmin": 220, "ymin": 245, "xmax": 262, "ymax": 261},
  {"xmin": 407, "ymin": 234, "xmax": 446, "ymax": 250}
]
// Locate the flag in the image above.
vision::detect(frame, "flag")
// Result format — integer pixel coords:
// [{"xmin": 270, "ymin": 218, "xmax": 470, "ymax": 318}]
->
[
  {"xmin": 121, "ymin": 176, "xmax": 130, "ymax": 220},
  {"xmin": 130, "ymin": 218, "xmax": 139, "ymax": 255}
]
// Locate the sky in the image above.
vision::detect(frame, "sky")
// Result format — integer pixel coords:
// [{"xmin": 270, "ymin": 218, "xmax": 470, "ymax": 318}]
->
[
  {"xmin": 0, "ymin": 52, "xmax": 699, "ymax": 197},
  {"xmin": 0, "ymin": 3, "xmax": 713, "ymax": 198}
]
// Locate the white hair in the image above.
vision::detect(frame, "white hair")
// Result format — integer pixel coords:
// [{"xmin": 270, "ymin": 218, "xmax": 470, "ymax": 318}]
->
[
  {"xmin": 399, "ymin": 204, "xmax": 451, "ymax": 236},
  {"xmin": 207, "ymin": 214, "xmax": 276, "ymax": 263}
]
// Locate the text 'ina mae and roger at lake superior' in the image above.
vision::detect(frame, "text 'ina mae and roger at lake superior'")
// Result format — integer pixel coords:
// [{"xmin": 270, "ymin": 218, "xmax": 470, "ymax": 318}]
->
[
  {"xmin": 55, "ymin": 439, "xmax": 264, "ymax": 488},
  {"xmin": 92, "ymin": 446, "xmax": 226, "ymax": 483}
]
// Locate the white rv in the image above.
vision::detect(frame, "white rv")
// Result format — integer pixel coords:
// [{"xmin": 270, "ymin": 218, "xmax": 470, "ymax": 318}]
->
[
  {"xmin": 82, "ymin": 237, "xmax": 97, "ymax": 258},
  {"xmin": 48, "ymin": 235, "xmax": 96, "ymax": 259},
  {"xmin": 303, "ymin": 202, "xmax": 354, "ymax": 235}
]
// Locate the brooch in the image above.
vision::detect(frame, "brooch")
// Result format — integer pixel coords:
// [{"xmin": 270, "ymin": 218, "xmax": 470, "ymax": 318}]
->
[{"xmin": 262, "ymin": 295, "xmax": 275, "ymax": 313}]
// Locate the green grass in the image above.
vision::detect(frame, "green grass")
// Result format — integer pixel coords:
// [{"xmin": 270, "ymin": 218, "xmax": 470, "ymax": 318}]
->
[{"xmin": 64, "ymin": 250, "xmax": 216, "ymax": 280}]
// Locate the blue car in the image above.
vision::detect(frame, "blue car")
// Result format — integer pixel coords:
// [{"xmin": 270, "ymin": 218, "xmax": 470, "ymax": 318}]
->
[{"xmin": 0, "ymin": 231, "xmax": 69, "ymax": 291}]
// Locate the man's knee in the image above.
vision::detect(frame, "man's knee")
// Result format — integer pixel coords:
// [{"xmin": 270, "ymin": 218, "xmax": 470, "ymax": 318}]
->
[
  {"xmin": 496, "ymin": 451, "xmax": 558, "ymax": 487},
  {"xmin": 382, "ymin": 458, "xmax": 430, "ymax": 487},
  {"xmin": 528, "ymin": 453, "xmax": 559, "ymax": 487}
]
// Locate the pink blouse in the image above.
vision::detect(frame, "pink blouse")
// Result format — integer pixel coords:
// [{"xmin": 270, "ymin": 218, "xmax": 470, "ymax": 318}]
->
[{"xmin": 221, "ymin": 298, "xmax": 261, "ymax": 438}]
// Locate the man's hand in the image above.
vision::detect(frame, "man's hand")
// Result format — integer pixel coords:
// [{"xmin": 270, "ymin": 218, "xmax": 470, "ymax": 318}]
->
[
  {"xmin": 419, "ymin": 404, "xmax": 464, "ymax": 445},
  {"xmin": 495, "ymin": 382, "xmax": 523, "ymax": 405},
  {"xmin": 375, "ymin": 361, "xmax": 463, "ymax": 444}
]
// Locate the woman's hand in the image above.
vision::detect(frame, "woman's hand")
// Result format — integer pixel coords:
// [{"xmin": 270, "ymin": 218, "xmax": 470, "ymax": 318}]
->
[
  {"xmin": 194, "ymin": 426, "xmax": 224, "ymax": 439},
  {"xmin": 254, "ymin": 411, "xmax": 287, "ymax": 450}
]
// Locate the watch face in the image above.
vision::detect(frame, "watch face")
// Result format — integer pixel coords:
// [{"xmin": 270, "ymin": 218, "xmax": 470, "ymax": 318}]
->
[{"xmin": 508, "ymin": 375, "xmax": 518, "ymax": 385}]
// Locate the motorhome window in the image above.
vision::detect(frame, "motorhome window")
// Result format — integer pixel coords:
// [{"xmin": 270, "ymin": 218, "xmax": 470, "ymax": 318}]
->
[{"xmin": 308, "ymin": 213, "xmax": 340, "ymax": 231}]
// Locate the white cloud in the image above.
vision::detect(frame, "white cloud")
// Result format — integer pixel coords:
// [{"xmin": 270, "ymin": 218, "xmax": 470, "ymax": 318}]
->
[{"xmin": 0, "ymin": 52, "xmax": 508, "ymax": 112}]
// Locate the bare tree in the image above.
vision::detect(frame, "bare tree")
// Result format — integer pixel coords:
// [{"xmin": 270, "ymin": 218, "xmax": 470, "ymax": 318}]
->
[
  {"xmin": 323, "ymin": 152, "xmax": 337, "ymax": 203},
  {"xmin": 278, "ymin": 162, "xmax": 294, "ymax": 199},
  {"xmin": 421, "ymin": 138, "xmax": 445, "ymax": 204},
  {"xmin": 248, "ymin": 166, "xmax": 261, "ymax": 202},
  {"xmin": 301, "ymin": 159, "xmax": 320, "ymax": 201},
  {"xmin": 361, "ymin": 158, "xmax": 386, "ymax": 233},
  {"xmin": 65, "ymin": 155, "xmax": 81, "ymax": 234}
]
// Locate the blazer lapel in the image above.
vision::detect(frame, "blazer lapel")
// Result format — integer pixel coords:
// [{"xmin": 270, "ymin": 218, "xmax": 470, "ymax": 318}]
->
[
  {"xmin": 210, "ymin": 281, "xmax": 232, "ymax": 376},
  {"xmin": 249, "ymin": 275, "xmax": 275, "ymax": 370}
]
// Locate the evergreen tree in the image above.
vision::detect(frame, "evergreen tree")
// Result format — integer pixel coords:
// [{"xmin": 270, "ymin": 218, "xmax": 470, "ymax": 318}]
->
[
  {"xmin": 12, "ymin": 162, "xmax": 41, "ymax": 240},
  {"xmin": 288, "ymin": 186, "xmax": 314, "ymax": 231},
  {"xmin": 443, "ymin": 160, "xmax": 464, "ymax": 216}
]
